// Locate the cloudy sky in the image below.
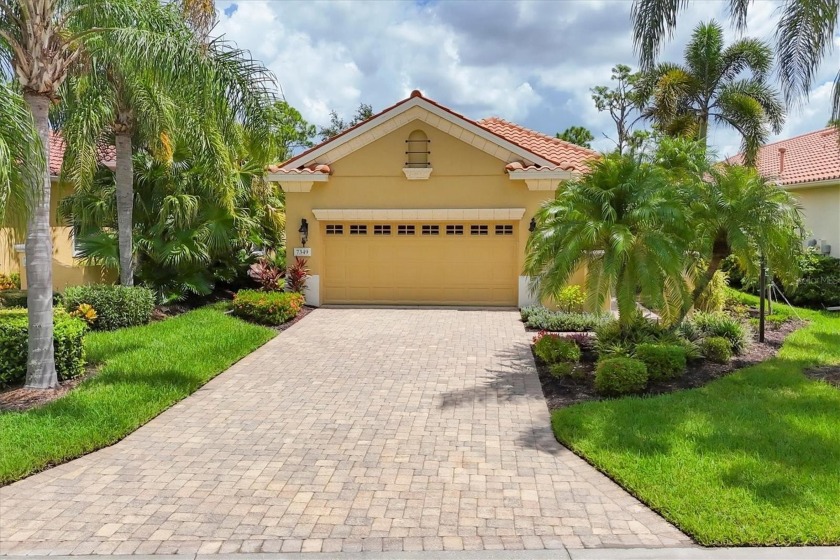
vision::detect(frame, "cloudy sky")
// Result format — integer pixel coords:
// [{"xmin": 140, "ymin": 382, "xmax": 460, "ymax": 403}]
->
[{"xmin": 214, "ymin": 0, "xmax": 839, "ymax": 159}]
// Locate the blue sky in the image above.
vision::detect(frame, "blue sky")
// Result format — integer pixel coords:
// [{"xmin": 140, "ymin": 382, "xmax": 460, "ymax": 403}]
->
[{"xmin": 214, "ymin": 0, "xmax": 839, "ymax": 159}]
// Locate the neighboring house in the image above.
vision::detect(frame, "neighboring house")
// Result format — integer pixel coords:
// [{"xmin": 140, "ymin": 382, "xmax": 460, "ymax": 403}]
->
[
  {"xmin": 267, "ymin": 90, "xmax": 597, "ymax": 307},
  {"xmin": 0, "ymin": 131, "xmax": 116, "ymax": 290},
  {"xmin": 729, "ymin": 127, "xmax": 840, "ymax": 259}
]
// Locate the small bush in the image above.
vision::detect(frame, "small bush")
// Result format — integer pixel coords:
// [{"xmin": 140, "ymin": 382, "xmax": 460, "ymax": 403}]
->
[
  {"xmin": 634, "ymin": 343, "xmax": 687, "ymax": 380},
  {"xmin": 286, "ymin": 257, "xmax": 309, "ymax": 293},
  {"xmin": 695, "ymin": 270, "xmax": 728, "ymax": 312},
  {"xmin": 556, "ymin": 285, "xmax": 585, "ymax": 312},
  {"xmin": 533, "ymin": 332, "xmax": 582, "ymax": 364},
  {"xmin": 0, "ymin": 273, "xmax": 16, "ymax": 290},
  {"xmin": 690, "ymin": 312, "xmax": 751, "ymax": 354},
  {"xmin": 525, "ymin": 306, "xmax": 609, "ymax": 332},
  {"xmin": 0, "ymin": 309, "xmax": 87, "ymax": 387},
  {"xmin": 549, "ymin": 362, "xmax": 574, "ymax": 378},
  {"xmin": 232, "ymin": 289, "xmax": 305, "ymax": 325},
  {"xmin": 0, "ymin": 289, "xmax": 28, "ymax": 308},
  {"xmin": 64, "ymin": 285, "xmax": 155, "ymax": 330},
  {"xmin": 595, "ymin": 357, "xmax": 649, "ymax": 395},
  {"xmin": 786, "ymin": 248, "xmax": 840, "ymax": 308},
  {"xmin": 701, "ymin": 336, "xmax": 733, "ymax": 363},
  {"xmin": 594, "ymin": 313, "xmax": 670, "ymax": 358}
]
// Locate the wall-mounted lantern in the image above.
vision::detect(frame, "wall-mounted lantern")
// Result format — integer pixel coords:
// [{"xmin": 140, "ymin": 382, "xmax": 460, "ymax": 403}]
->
[
  {"xmin": 298, "ymin": 218, "xmax": 309, "ymax": 246},
  {"xmin": 529, "ymin": 217, "xmax": 537, "ymax": 232}
]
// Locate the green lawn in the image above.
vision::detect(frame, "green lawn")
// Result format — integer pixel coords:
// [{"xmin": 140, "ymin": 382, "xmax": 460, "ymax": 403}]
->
[
  {"xmin": 552, "ymin": 292, "xmax": 840, "ymax": 545},
  {"xmin": 0, "ymin": 306, "xmax": 275, "ymax": 485}
]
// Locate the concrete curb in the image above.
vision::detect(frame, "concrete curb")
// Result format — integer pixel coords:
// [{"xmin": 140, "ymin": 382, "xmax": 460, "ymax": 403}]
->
[{"xmin": 3, "ymin": 547, "xmax": 839, "ymax": 560}]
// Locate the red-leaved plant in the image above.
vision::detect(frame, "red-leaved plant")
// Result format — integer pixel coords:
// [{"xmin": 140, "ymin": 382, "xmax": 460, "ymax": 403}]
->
[
  {"xmin": 248, "ymin": 258, "xmax": 285, "ymax": 291},
  {"xmin": 286, "ymin": 257, "xmax": 309, "ymax": 294}
]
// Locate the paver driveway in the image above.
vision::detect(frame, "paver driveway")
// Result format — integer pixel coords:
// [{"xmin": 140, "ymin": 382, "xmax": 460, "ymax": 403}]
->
[{"xmin": 0, "ymin": 309, "xmax": 690, "ymax": 555}]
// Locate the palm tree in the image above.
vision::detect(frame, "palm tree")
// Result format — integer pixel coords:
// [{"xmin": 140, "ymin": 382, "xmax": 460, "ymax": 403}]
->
[
  {"xmin": 680, "ymin": 164, "xmax": 804, "ymax": 321},
  {"xmin": 636, "ymin": 21, "xmax": 785, "ymax": 165},
  {"xmin": 524, "ymin": 152, "xmax": 691, "ymax": 328},
  {"xmin": 632, "ymin": 0, "xmax": 839, "ymax": 130},
  {"xmin": 0, "ymin": 81, "xmax": 42, "ymax": 226}
]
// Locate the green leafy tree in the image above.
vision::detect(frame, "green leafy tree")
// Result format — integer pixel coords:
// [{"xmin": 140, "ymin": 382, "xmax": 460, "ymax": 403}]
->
[
  {"xmin": 591, "ymin": 64, "xmax": 649, "ymax": 154},
  {"xmin": 264, "ymin": 101, "xmax": 317, "ymax": 162},
  {"xmin": 636, "ymin": 21, "xmax": 784, "ymax": 165},
  {"xmin": 524, "ymin": 152, "xmax": 691, "ymax": 328},
  {"xmin": 318, "ymin": 103, "xmax": 373, "ymax": 141},
  {"xmin": 631, "ymin": 0, "xmax": 838, "ymax": 132},
  {"xmin": 556, "ymin": 126, "xmax": 594, "ymax": 149}
]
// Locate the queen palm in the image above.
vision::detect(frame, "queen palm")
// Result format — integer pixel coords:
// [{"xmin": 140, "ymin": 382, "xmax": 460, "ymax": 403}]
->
[
  {"xmin": 632, "ymin": 0, "xmax": 839, "ymax": 128},
  {"xmin": 524, "ymin": 153, "xmax": 691, "ymax": 328},
  {"xmin": 637, "ymin": 21, "xmax": 785, "ymax": 165},
  {"xmin": 0, "ymin": 81, "xmax": 42, "ymax": 226}
]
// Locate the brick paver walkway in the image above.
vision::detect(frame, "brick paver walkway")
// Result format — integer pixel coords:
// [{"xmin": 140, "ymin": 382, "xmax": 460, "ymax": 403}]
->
[{"xmin": 0, "ymin": 309, "xmax": 690, "ymax": 555}]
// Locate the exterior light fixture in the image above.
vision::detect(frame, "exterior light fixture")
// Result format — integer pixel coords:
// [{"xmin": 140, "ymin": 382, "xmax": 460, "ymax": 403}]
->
[
  {"xmin": 529, "ymin": 217, "xmax": 537, "ymax": 232},
  {"xmin": 298, "ymin": 218, "xmax": 309, "ymax": 246}
]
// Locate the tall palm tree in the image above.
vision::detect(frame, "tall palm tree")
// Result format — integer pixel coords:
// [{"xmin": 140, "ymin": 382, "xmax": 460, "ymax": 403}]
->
[
  {"xmin": 524, "ymin": 152, "xmax": 691, "ymax": 328},
  {"xmin": 637, "ymin": 21, "xmax": 785, "ymax": 165},
  {"xmin": 632, "ymin": 0, "xmax": 839, "ymax": 130},
  {"xmin": 0, "ymin": 81, "xmax": 41, "ymax": 226},
  {"xmin": 0, "ymin": 0, "xmax": 239, "ymax": 387},
  {"xmin": 680, "ymin": 163, "xmax": 804, "ymax": 321}
]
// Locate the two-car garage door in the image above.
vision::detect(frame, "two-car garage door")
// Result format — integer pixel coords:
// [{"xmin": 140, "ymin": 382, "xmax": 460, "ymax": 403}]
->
[{"xmin": 322, "ymin": 222, "xmax": 518, "ymax": 306}]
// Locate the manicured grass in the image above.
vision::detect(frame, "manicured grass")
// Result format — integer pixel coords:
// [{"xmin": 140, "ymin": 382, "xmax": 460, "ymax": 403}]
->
[
  {"xmin": 552, "ymin": 291, "xmax": 840, "ymax": 546},
  {"xmin": 0, "ymin": 307, "xmax": 274, "ymax": 484}
]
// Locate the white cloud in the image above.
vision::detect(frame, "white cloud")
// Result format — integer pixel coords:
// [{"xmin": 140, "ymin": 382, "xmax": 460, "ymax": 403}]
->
[{"xmin": 215, "ymin": 0, "xmax": 838, "ymax": 154}]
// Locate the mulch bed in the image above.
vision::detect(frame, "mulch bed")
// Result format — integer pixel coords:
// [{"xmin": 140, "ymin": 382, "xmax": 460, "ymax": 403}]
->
[
  {"xmin": 0, "ymin": 366, "xmax": 99, "ymax": 413},
  {"xmin": 535, "ymin": 320, "xmax": 806, "ymax": 410},
  {"xmin": 805, "ymin": 366, "xmax": 840, "ymax": 388}
]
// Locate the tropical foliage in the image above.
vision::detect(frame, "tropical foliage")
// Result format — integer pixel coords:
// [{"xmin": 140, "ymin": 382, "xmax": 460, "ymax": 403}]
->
[
  {"xmin": 636, "ymin": 21, "xmax": 784, "ymax": 164},
  {"xmin": 631, "ymin": 0, "xmax": 839, "ymax": 131},
  {"xmin": 556, "ymin": 126, "xmax": 594, "ymax": 148},
  {"xmin": 0, "ymin": 81, "xmax": 41, "ymax": 226},
  {"xmin": 318, "ymin": 103, "xmax": 374, "ymax": 140}
]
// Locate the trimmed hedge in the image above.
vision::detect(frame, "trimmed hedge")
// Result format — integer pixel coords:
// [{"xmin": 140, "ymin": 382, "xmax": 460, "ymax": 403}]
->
[
  {"xmin": 634, "ymin": 343, "xmax": 687, "ymax": 380},
  {"xmin": 64, "ymin": 284, "xmax": 155, "ymax": 331},
  {"xmin": 0, "ymin": 290, "xmax": 29, "ymax": 308},
  {"xmin": 232, "ymin": 289, "xmax": 305, "ymax": 325},
  {"xmin": 0, "ymin": 309, "xmax": 87, "ymax": 388},
  {"xmin": 595, "ymin": 357, "xmax": 649, "ymax": 395},
  {"xmin": 701, "ymin": 336, "xmax": 733, "ymax": 363}
]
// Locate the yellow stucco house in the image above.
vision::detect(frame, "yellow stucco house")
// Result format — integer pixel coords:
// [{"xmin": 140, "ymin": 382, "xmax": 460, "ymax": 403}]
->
[
  {"xmin": 267, "ymin": 91, "xmax": 597, "ymax": 307},
  {"xmin": 731, "ymin": 127, "xmax": 840, "ymax": 259},
  {"xmin": 0, "ymin": 132, "xmax": 115, "ymax": 291}
]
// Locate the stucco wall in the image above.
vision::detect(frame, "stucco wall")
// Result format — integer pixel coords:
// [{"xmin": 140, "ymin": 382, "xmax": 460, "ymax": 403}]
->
[
  {"xmin": 281, "ymin": 116, "xmax": 587, "ymax": 306},
  {"xmin": 790, "ymin": 184, "xmax": 840, "ymax": 258}
]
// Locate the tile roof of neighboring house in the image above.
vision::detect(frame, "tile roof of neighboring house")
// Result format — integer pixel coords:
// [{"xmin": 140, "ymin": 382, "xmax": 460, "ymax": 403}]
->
[
  {"xmin": 727, "ymin": 127, "xmax": 840, "ymax": 186},
  {"xmin": 48, "ymin": 130, "xmax": 116, "ymax": 176},
  {"xmin": 278, "ymin": 91, "xmax": 598, "ymax": 173},
  {"xmin": 477, "ymin": 117, "xmax": 598, "ymax": 171}
]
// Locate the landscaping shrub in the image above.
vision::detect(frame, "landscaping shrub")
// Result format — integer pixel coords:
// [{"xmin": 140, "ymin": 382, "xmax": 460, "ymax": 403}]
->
[
  {"xmin": 594, "ymin": 313, "xmax": 670, "ymax": 358},
  {"xmin": 64, "ymin": 284, "xmax": 155, "ymax": 331},
  {"xmin": 0, "ymin": 309, "xmax": 87, "ymax": 387},
  {"xmin": 701, "ymin": 336, "xmax": 733, "ymax": 363},
  {"xmin": 785, "ymin": 248, "xmax": 840, "ymax": 308},
  {"xmin": 594, "ymin": 357, "xmax": 649, "ymax": 395},
  {"xmin": 695, "ymin": 270, "xmax": 728, "ymax": 312},
  {"xmin": 525, "ymin": 306, "xmax": 609, "ymax": 332},
  {"xmin": 634, "ymin": 343, "xmax": 687, "ymax": 380},
  {"xmin": 549, "ymin": 362, "xmax": 575, "ymax": 379},
  {"xmin": 286, "ymin": 257, "xmax": 309, "ymax": 293},
  {"xmin": 556, "ymin": 285, "xmax": 585, "ymax": 312},
  {"xmin": 0, "ymin": 273, "xmax": 16, "ymax": 290},
  {"xmin": 232, "ymin": 289, "xmax": 305, "ymax": 325},
  {"xmin": 0, "ymin": 289, "xmax": 28, "ymax": 308},
  {"xmin": 690, "ymin": 311, "xmax": 751, "ymax": 354},
  {"xmin": 533, "ymin": 332, "xmax": 581, "ymax": 364},
  {"xmin": 247, "ymin": 257, "xmax": 285, "ymax": 291}
]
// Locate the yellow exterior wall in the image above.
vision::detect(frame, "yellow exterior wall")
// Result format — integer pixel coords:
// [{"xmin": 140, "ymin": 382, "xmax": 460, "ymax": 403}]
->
[
  {"xmin": 790, "ymin": 184, "xmax": 840, "ymax": 258},
  {"xmin": 0, "ymin": 179, "xmax": 115, "ymax": 291},
  {"xmin": 282, "ymin": 116, "xmax": 587, "ymax": 306}
]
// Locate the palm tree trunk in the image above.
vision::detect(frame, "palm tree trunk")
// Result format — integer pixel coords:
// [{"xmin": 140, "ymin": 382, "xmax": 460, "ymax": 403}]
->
[
  {"xmin": 114, "ymin": 132, "xmax": 134, "ymax": 286},
  {"xmin": 22, "ymin": 93, "xmax": 57, "ymax": 389},
  {"xmin": 676, "ymin": 235, "xmax": 730, "ymax": 324}
]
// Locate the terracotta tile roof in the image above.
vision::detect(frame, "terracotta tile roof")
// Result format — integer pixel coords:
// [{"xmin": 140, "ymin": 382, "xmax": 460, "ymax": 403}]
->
[
  {"xmin": 478, "ymin": 118, "xmax": 598, "ymax": 171},
  {"xmin": 277, "ymin": 91, "xmax": 598, "ymax": 172},
  {"xmin": 48, "ymin": 131, "xmax": 116, "ymax": 176},
  {"xmin": 727, "ymin": 127, "xmax": 840, "ymax": 186},
  {"xmin": 266, "ymin": 163, "xmax": 330, "ymax": 175}
]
